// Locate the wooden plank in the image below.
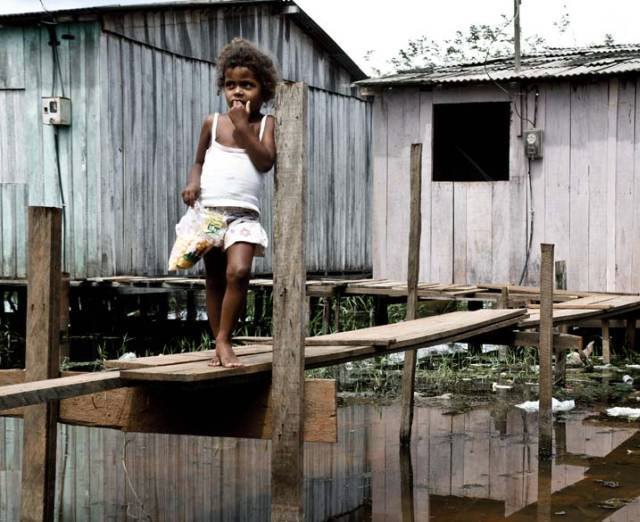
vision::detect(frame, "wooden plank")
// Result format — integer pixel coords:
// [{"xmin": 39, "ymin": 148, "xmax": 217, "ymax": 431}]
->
[
  {"xmin": 400, "ymin": 143, "xmax": 422, "ymax": 444},
  {"xmin": 539, "ymin": 243, "xmax": 554, "ymax": 459},
  {"xmin": 119, "ymin": 310, "xmax": 527, "ymax": 383},
  {"xmin": 272, "ymin": 81, "xmax": 307, "ymax": 522},
  {"xmin": 22, "ymin": 207, "xmax": 62, "ymax": 522},
  {"xmin": 105, "ymin": 346, "xmax": 273, "ymax": 369},
  {"xmin": 0, "ymin": 372, "xmax": 122, "ymax": 411}
]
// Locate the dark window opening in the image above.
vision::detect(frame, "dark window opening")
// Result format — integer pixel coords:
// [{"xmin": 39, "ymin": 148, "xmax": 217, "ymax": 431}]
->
[{"xmin": 432, "ymin": 102, "xmax": 510, "ymax": 182}]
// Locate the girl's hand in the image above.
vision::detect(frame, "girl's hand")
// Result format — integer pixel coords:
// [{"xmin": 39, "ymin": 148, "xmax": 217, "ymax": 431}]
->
[
  {"xmin": 181, "ymin": 182, "xmax": 200, "ymax": 207},
  {"xmin": 228, "ymin": 100, "xmax": 250, "ymax": 130}
]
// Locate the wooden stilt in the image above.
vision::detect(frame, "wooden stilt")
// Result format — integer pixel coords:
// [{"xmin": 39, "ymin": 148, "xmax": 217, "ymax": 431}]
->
[
  {"xmin": 625, "ymin": 314, "xmax": 636, "ymax": 352},
  {"xmin": 400, "ymin": 143, "xmax": 422, "ymax": 445},
  {"xmin": 21, "ymin": 207, "xmax": 62, "ymax": 522},
  {"xmin": 602, "ymin": 319, "xmax": 611, "ymax": 364},
  {"xmin": 333, "ymin": 293, "xmax": 342, "ymax": 333},
  {"xmin": 60, "ymin": 272, "xmax": 70, "ymax": 362},
  {"xmin": 399, "ymin": 445, "xmax": 415, "ymax": 521},
  {"xmin": 539, "ymin": 243, "xmax": 554, "ymax": 460},
  {"xmin": 271, "ymin": 81, "xmax": 308, "ymax": 522},
  {"xmin": 321, "ymin": 297, "xmax": 331, "ymax": 334},
  {"xmin": 373, "ymin": 296, "xmax": 388, "ymax": 326},
  {"xmin": 467, "ymin": 300, "xmax": 483, "ymax": 355}
]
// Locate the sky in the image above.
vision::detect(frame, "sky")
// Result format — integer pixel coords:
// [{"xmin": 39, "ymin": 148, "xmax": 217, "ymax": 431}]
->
[{"xmin": 2, "ymin": 0, "xmax": 640, "ymax": 74}]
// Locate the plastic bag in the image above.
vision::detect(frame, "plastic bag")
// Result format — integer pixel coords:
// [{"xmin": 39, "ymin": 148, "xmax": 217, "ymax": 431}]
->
[{"xmin": 168, "ymin": 202, "xmax": 226, "ymax": 270}]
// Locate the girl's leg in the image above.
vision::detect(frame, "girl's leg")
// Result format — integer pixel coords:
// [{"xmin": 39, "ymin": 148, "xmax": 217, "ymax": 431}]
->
[
  {"xmin": 203, "ymin": 248, "xmax": 227, "ymax": 364},
  {"xmin": 215, "ymin": 241, "xmax": 256, "ymax": 367}
]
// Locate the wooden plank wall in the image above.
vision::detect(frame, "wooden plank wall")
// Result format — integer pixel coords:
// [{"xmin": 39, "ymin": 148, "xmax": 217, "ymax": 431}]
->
[
  {"xmin": 0, "ymin": 9, "xmax": 371, "ymax": 278},
  {"xmin": 372, "ymin": 77, "xmax": 640, "ymax": 293},
  {"xmin": 102, "ymin": 5, "xmax": 355, "ymax": 96}
]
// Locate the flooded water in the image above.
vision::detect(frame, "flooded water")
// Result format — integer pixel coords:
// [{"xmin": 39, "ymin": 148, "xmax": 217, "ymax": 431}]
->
[{"xmin": 1, "ymin": 400, "xmax": 639, "ymax": 521}]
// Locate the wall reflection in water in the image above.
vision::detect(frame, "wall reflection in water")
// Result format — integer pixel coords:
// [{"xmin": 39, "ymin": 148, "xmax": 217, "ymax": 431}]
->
[{"xmin": 1, "ymin": 402, "xmax": 639, "ymax": 521}]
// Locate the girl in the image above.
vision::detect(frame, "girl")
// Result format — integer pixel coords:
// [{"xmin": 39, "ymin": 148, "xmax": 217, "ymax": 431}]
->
[{"xmin": 181, "ymin": 39, "xmax": 278, "ymax": 367}]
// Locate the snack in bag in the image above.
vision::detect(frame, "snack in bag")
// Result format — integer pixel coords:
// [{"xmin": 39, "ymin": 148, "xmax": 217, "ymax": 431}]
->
[{"xmin": 168, "ymin": 202, "xmax": 226, "ymax": 270}]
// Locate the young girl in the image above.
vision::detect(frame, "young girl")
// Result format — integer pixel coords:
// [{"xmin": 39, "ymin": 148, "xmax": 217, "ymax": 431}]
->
[{"xmin": 181, "ymin": 39, "xmax": 278, "ymax": 368}]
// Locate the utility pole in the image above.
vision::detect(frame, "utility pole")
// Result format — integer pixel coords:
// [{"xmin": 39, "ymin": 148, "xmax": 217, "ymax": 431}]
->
[{"xmin": 514, "ymin": 0, "xmax": 522, "ymax": 72}]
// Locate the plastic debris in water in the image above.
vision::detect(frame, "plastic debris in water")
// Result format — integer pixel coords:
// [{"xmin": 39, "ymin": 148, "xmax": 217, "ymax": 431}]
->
[
  {"xmin": 597, "ymin": 498, "xmax": 631, "ymax": 510},
  {"xmin": 594, "ymin": 479, "xmax": 621, "ymax": 488},
  {"xmin": 515, "ymin": 398, "xmax": 575, "ymax": 412},
  {"xmin": 607, "ymin": 407, "xmax": 640, "ymax": 420},
  {"xmin": 491, "ymin": 382, "xmax": 513, "ymax": 391},
  {"xmin": 118, "ymin": 352, "xmax": 137, "ymax": 361},
  {"xmin": 623, "ymin": 374, "xmax": 634, "ymax": 385}
]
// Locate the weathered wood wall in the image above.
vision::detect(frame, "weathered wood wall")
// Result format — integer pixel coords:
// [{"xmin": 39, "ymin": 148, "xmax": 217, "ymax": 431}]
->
[
  {"xmin": 373, "ymin": 78, "xmax": 640, "ymax": 293},
  {"xmin": 0, "ymin": 4, "xmax": 371, "ymax": 278}
]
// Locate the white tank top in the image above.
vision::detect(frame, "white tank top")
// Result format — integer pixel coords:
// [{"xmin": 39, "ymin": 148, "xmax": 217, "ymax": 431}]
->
[{"xmin": 199, "ymin": 112, "xmax": 268, "ymax": 214}]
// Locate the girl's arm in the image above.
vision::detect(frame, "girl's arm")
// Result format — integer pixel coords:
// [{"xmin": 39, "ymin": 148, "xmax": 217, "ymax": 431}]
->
[
  {"xmin": 182, "ymin": 115, "xmax": 213, "ymax": 206},
  {"xmin": 228, "ymin": 102, "xmax": 276, "ymax": 172}
]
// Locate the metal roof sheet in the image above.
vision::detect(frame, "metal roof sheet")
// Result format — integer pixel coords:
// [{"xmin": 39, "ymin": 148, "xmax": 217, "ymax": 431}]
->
[
  {"xmin": 0, "ymin": 0, "xmax": 366, "ymax": 81},
  {"xmin": 356, "ymin": 45, "xmax": 640, "ymax": 87}
]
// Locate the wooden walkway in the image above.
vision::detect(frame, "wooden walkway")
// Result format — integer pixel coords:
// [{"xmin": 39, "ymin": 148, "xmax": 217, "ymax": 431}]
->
[{"xmin": 109, "ymin": 308, "xmax": 526, "ymax": 383}]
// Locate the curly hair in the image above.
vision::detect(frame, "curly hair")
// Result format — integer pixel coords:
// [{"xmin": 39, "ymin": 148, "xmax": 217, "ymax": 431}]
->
[{"xmin": 216, "ymin": 38, "xmax": 280, "ymax": 103}]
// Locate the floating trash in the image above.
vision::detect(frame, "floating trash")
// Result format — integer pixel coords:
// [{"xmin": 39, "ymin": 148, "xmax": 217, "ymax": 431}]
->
[
  {"xmin": 607, "ymin": 407, "xmax": 640, "ymax": 420},
  {"xmin": 515, "ymin": 398, "xmax": 575, "ymax": 412},
  {"xmin": 597, "ymin": 498, "xmax": 631, "ymax": 510},
  {"xmin": 623, "ymin": 374, "xmax": 635, "ymax": 385},
  {"xmin": 594, "ymin": 479, "xmax": 621, "ymax": 488},
  {"xmin": 491, "ymin": 382, "xmax": 513, "ymax": 391},
  {"xmin": 118, "ymin": 352, "xmax": 137, "ymax": 361}
]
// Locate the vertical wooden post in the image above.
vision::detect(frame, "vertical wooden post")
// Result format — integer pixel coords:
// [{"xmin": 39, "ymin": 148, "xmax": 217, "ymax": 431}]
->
[
  {"xmin": 321, "ymin": 297, "xmax": 331, "ymax": 334},
  {"xmin": 554, "ymin": 260, "xmax": 566, "ymax": 291},
  {"xmin": 399, "ymin": 446, "xmax": 415, "ymax": 521},
  {"xmin": 373, "ymin": 296, "xmax": 388, "ymax": 326},
  {"xmin": 400, "ymin": 143, "xmax": 422, "ymax": 445},
  {"xmin": 625, "ymin": 314, "xmax": 636, "ymax": 352},
  {"xmin": 21, "ymin": 207, "xmax": 62, "ymax": 522},
  {"xmin": 539, "ymin": 243, "xmax": 554, "ymax": 460},
  {"xmin": 59, "ymin": 272, "xmax": 70, "ymax": 362},
  {"xmin": 271, "ymin": 81, "xmax": 308, "ymax": 522},
  {"xmin": 602, "ymin": 319, "xmax": 611, "ymax": 364},
  {"xmin": 333, "ymin": 291, "xmax": 342, "ymax": 333}
]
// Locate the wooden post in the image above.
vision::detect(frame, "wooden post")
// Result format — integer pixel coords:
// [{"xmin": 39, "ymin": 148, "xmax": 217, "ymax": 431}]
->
[
  {"xmin": 333, "ymin": 292, "xmax": 342, "ymax": 332},
  {"xmin": 625, "ymin": 314, "xmax": 637, "ymax": 352},
  {"xmin": 602, "ymin": 319, "xmax": 611, "ymax": 364},
  {"xmin": 59, "ymin": 272, "xmax": 70, "ymax": 362},
  {"xmin": 400, "ymin": 143, "xmax": 422, "ymax": 445},
  {"xmin": 321, "ymin": 297, "xmax": 331, "ymax": 334},
  {"xmin": 554, "ymin": 260, "xmax": 567, "ymax": 290},
  {"xmin": 373, "ymin": 296, "xmax": 388, "ymax": 326},
  {"xmin": 271, "ymin": 81, "xmax": 308, "ymax": 522},
  {"xmin": 399, "ymin": 446, "xmax": 415, "ymax": 521},
  {"xmin": 539, "ymin": 243, "xmax": 554, "ymax": 460},
  {"xmin": 21, "ymin": 207, "xmax": 62, "ymax": 522}
]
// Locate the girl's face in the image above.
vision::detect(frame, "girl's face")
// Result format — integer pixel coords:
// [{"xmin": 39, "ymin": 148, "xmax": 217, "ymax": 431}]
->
[{"xmin": 223, "ymin": 67, "xmax": 263, "ymax": 114}]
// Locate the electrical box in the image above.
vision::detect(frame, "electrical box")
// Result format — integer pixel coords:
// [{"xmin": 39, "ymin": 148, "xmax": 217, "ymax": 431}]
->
[
  {"xmin": 523, "ymin": 129, "xmax": 543, "ymax": 159},
  {"xmin": 42, "ymin": 97, "xmax": 71, "ymax": 126}
]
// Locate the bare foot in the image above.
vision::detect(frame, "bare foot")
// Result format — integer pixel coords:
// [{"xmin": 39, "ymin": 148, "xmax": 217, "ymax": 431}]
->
[
  {"xmin": 208, "ymin": 354, "xmax": 221, "ymax": 367},
  {"xmin": 215, "ymin": 337, "xmax": 244, "ymax": 368}
]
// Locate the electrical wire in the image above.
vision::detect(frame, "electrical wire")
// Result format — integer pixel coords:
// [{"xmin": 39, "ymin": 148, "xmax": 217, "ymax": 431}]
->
[{"xmin": 42, "ymin": 2, "xmax": 68, "ymax": 270}]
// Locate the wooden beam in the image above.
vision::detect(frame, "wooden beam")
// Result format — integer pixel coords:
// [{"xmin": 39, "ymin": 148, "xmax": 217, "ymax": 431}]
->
[
  {"xmin": 0, "ymin": 374, "xmax": 337, "ymax": 443},
  {"xmin": 460, "ymin": 330, "xmax": 582, "ymax": 352},
  {"xmin": 400, "ymin": 143, "xmax": 422, "ymax": 445},
  {"xmin": 0, "ymin": 371, "xmax": 123, "ymax": 411},
  {"xmin": 22, "ymin": 206, "xmax": 62, "ymax": 522},
  {"xmin": 539, "ymin": 243, "xmax": 554, "ymax": 460},
  {"xmin": 271, "ymin": 81, "xmax": 308, "ymax": 522}
]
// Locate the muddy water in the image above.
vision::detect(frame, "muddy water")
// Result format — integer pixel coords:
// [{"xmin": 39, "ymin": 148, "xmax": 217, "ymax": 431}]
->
[{"xmin": 1, "ymin": 401, "xmax": 639, "ymax": 521}]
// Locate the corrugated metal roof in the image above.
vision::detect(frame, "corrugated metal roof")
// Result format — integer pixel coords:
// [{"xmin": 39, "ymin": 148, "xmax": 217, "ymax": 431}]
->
[
  {"xmin": 0, "ymin": 0, "xmax": 366, "ymax": 80},
  {"xmin": 355, "ymin": 44, "xmax": 640, "ymax": 87}
]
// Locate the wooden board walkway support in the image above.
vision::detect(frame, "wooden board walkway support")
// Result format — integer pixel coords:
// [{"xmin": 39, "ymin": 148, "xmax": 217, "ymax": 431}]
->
[
  {"xmin": 539, "ymin": 243, "xmax": 554, "ymax": 459},
  {"xmin": 271, "ymin": 81, "xmax": 308, "ymax": 522},
  {"xmin": 400, "ymin": 143, "xmax": 422, "ymax": 445},
  {"xmin": 22, "ymin": 207, "xmax": 62, "ymax": 522}
]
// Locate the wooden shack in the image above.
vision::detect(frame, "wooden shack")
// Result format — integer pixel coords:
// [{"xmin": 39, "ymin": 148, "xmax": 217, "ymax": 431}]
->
[
  {"xmin": 356, "ymin": 45, "xmax": 640, "ymax": 293},
  {"xmin": 0, "ymin": 0, "xmax": 371, "ymax": 278}
]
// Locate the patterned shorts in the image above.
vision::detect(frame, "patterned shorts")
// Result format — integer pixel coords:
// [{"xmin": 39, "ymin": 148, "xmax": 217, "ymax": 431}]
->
[{"xmin": 206, "ymin": 206, "xmax": 269, "ymax": 257}]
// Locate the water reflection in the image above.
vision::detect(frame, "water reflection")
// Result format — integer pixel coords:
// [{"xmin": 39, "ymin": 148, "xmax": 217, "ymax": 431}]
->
[{"xmin": 0, "ymin": 401, "xmax": 639, "ymax": 521}]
